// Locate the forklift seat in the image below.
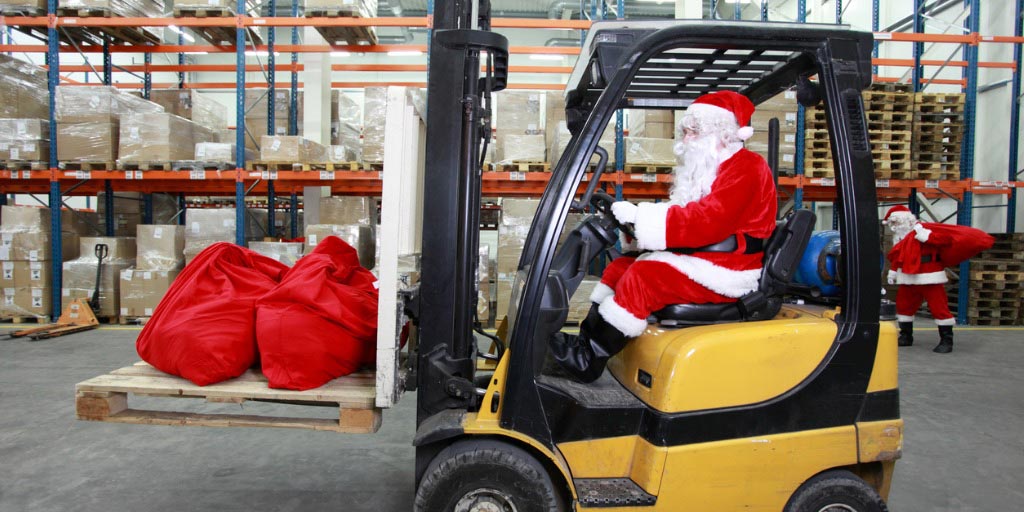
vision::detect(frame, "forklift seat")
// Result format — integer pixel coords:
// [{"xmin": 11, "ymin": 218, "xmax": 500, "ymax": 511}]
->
[{"xmin": 650, "ymin": 210, "xmax": 816, "ymax": 326}]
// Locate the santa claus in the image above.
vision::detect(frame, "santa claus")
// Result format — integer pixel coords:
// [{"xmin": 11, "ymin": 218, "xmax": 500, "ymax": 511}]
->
[
  {"xmin": 550, "ymin": 90, "xmax": 778, "ymax": 382},
  {"xmin": 884, "ymin": 205, "xmax": 993, "ymax": 354}
]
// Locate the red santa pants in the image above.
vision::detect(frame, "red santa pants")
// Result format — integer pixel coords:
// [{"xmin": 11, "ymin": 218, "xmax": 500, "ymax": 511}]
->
[
  {"xmin": 895, "ymin": 283, "xmax": 954, "ymax": 325},
  {"xmin": 598, "ymin": 257, "xmax": 732, "ymax": 335}
]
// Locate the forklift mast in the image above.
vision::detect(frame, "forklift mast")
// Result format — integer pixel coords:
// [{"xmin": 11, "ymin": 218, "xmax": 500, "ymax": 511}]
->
[{"xmin": 416, "ymin": 1, "xmax": 507, "ymax": 424}]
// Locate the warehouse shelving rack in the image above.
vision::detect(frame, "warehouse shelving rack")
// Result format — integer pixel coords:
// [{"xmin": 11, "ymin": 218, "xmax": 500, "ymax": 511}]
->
[{"xmin": 0, "ymin": 1, "xmax": 1021, "ymax": 322}]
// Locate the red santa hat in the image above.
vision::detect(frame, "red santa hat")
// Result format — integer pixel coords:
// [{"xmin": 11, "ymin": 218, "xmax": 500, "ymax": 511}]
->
[
  {"xmin": 686, "ymin": 90, "xmax": 756, "ymax": 141},
  {"xmin": 883, "ymin": 205, "xmax": 913, "ymax": 223}
]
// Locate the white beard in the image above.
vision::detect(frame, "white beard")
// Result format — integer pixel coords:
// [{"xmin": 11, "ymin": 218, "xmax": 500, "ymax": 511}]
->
[
  {"xmin": 669, "ymin": 134, "xmax": 721, "ymax": 206},
  {"xmin": 887, "ymin": 212, "xmax": 917, "ymax": 242}
]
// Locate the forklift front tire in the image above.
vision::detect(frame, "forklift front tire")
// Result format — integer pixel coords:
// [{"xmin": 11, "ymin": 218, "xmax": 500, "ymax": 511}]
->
[
  {"xmin": 414, "ymin": 439, "xmax": 568, "ymax": 512},
  {"xmin": 784, "ymin": 469, "xmax": 889, "ymax": 512}
]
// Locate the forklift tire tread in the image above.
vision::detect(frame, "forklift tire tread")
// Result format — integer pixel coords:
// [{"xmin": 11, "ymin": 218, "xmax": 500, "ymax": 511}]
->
[
  {"xmin": 414, "ymin": 439, "xmax": 567, "ymax": 512},
  {"xmin": 784, "ymin": 469, "xmax": 889, "ymax": 512}
]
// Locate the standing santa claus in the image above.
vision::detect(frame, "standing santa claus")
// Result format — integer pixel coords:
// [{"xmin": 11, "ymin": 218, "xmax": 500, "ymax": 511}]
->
[
  {"xmin": 884, "ymin": 205, "xmax": 993, "ymax": 354},
  {"xmin": 550, "ymin": 90, "xmax": 778, "ymax": 382}
]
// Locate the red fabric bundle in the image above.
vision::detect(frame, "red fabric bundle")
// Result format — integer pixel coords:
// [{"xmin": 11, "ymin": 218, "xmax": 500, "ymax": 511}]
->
[
  {"xmin": 136, "ymin": 243, "xmax": 289, "ymax": 386},
  {"xmin": 256, "ymin": 236, "xmax": 379, "ymax": 390}
]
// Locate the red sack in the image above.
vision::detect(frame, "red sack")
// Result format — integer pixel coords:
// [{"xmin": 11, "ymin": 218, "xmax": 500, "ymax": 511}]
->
[
  {"xmin": 256, "ymin": 236, "xmax": 379, "ymax": 390},
  {"xmin": 136, "ymin": 243, "xmax": 289, "ymax": 386},
  {"xmin": 889, "ymin": 223, "xmax": 995, "ymax": 273}
]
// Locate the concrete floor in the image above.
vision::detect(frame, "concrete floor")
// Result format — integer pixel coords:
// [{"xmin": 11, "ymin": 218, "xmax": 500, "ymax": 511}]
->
[{"xmin": 1, "ymin": 323, "xmax": 1021, "ymax": 511}]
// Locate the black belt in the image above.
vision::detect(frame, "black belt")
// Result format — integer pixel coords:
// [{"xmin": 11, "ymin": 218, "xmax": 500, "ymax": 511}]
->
[
  {"xmin": 670, "ymin": 234, "xmax": 765, "ymax": 255},
  {"xmin": 921, "ymin": 255, "xmax": 940, "ymax": 264}
]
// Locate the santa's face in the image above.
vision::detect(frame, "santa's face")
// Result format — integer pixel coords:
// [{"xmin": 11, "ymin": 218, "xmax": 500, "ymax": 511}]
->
[
  {"xmin": 669, "ymin": 129, "xmax": 723, "ymax": 206},
  {"xmin": 886, "ymin": 211, "xmax": 917, "ymax": 242}
]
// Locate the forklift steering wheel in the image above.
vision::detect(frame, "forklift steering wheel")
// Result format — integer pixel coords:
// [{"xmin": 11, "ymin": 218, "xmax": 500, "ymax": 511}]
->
[{"xmin": 591, "ymin": 190, "xmax": 636, "ymax": 240}]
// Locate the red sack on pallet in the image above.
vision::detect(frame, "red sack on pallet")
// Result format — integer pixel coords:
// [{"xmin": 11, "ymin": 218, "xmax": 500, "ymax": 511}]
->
[
  {"xmin": 256, "ymin": 236, "xmax": 379, "ymax": 391},
  {"xmin": 137, "ymin": 242, "xmax": 289, "ymax": 386}
]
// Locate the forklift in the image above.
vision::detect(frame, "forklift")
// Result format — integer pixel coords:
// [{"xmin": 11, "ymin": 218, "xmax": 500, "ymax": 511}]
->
[{"xmin": 411, "ymin": 3, "xmax": 900, "ymax": 511}]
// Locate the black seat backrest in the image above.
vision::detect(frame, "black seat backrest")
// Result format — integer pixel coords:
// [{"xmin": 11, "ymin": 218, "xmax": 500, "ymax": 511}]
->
[{"xmin": 759, "ymin": 209, "xmax": 817, "ymax": 296}]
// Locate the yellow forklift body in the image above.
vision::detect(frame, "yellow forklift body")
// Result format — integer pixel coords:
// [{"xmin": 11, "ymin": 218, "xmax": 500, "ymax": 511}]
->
[{"xmin": 468, "ymin": 308, "xmax": 902, "ymax": 509}]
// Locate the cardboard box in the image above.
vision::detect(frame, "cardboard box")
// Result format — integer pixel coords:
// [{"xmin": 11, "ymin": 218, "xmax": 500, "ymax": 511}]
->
[
  {"xmin": 625, "ymin": 137, "xmax": 676, "ymax": 165},
  {"xmin": 119, "ymin": 268, "xmax": 179, "ymax": 318},
  {"xmin": 0, "ymin": 118, "xmax": 49, "ymax": 140},
  {"xmin": 362, "ymin": 86, "xmax": 387, "ymax": 163},
  {"xmin": 1, "ymin": 285, "xmax": 50, "ymax": 318},
  {"xmin": 304, "ymin": 224, "xmax": 375, "ymax": 269},
  {"xmin": 0, "ymin": 232, "xmax": 79, "ymax": 261},
  {"xmin": 567, "ymin": 277, "xmax": 600, "ymax": 324},
  {"xmin": 137, "ymin": 225, "xmax": 185, "ymax": 271},
  {"xmin": 0, "ymin": 55, "xmax": 48, "ymax": 119},
  {"xmin": 544, "ymin": 91, "xmax": 565, "ymax": 156},
  {"xmin": 496, "ymin": 91, "xmax": 543, "ymax": 136},
  {"xmin": 148, "ymin": 90, "xmax": 227, "ymax": 130},
  {"xmin": 0, "ymin": 0, "xmax": 46, "ymax": 12},
  {"xmin": 304, "ymin": 0, "xmax": 377, "ymax": 16},
  {"xmin": 260, "ymin": 135, "xmax": 328, "ymax": 162},
  {"xmin": 78, "ymin": 236, "xmax": 136, "ymax": 262},
  {"xmin": 756, "ymin": 89, "xmax": 798, "ymax": 111},
  {"xmin": 195, "ymin": 142, "xmax": 256, "ymax": 163},
  {"xmin": 497, "ymin": 199, "xmax": 539, "ymax": 276},
  {"xmin": 55, "ymin": 86, "xmax": 163, "ymax": 124},
  {"xmin": 119, "ymin": 113, "xmax": 199, "ymax": 162},
  {"xmin": 62, "ymin": 236, "xmax": 136, "ymax": 317},
  {"xmin": 495, "ymin": 278, "xmax": 513, "ymax": 321},
  {"xmin": 751, "ymin": 109, "xmax": 798, "ymax": 133},
  {"xmin": 0, "ymin": 260, "xmax": 51, "ymax": 289},
  {"xmin": 628, "ymin": 109, "xmax": 675, "ymax": 139},
  {"xmin": 0, "ymin": 140, "xmax": 48, "ymax": 161},
  {"xmin": 184, "ymin": 209, "xmax": 236, "ymax": 264},
  {"xmin": 496, "ymin": 134, "xmax": 546, "ymax": 164},
  {"xmin": 319, "ymin": 196, "xmax": 376, "ymax": 226},
  {"xmin": 746, "ymin": 130, "xmax": 798, "ymax": 156},
  {"xmin": 57, "ymin": 121, "xmax": 119, "ymax": 162}
]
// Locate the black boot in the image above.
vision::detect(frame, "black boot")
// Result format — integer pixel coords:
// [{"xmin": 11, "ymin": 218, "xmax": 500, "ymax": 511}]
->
[
  {"xmin": 897, "ymin": 321, "xmax": 914, "ymax": 347},
  {"xmin": 934, "ymin": 325, "xmax": 953, "ymax": 353},
  {"xmin": 548, "ymin": 305, "xmax": 630, "ymax": 383}
]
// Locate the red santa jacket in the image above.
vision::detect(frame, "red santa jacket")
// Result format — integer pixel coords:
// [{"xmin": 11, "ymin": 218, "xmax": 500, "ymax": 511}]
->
[
  {"xmin": 888, "ymin": 223, "xmax": 994, "ymax": 285},
  {"xmin": 632, "ymin": 148, "xmax": 778, "ymax": 298}
]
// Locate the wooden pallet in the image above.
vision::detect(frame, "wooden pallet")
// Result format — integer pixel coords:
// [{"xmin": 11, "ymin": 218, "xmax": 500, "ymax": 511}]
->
[
  {"xmin": 329, "ymin": 161, "xmax": 362, "ymax": 171},
  {"xmin": 364, "ymin": 161, "xmax": 384, "ymax": 171},
  {"xmin": 967, "ymin": 316, "xmax": 1021, "ymax": 326},
  {"xmin": 189, "ymin": 25, "xmax": 264, "ymax": 47},
  {"xmin": 0, "ymin": 315, "xmax": 48, "ymax": 324},
  {"xmin": 75, "ymin": 362, "xmax": 381, "ymax": 434},
  {"xmin": 247, "ymin": 161, "xmax": 337, "ymax": 172},
  {"xmin": 118, "ymin": 316, "xmax": 151, "ymax": 326},
  {"xmin": 0, "ymin": 5, "xmax": 43, "ymax": 15},
  {"xmin": 0, "ymin": 160, "xmax": 48, "ymax": 171},
  {"xmin": 915, "ymin": 92, "xmax": 965, "ymax": 106},
  {"xmin": 172, "ymin": 6, "xmax": 234, "ymax": 17},
  {"xmin": 867, "ymin": 111, "xmax": 913, "ymax": 124},
  {"xmin": 171, "ymin": 161, "xmax": 235, "ymax": 172},
  {"xmin": 55, "ymin": 7, "xmax": 161, "ymax": 46},
  {"xmin": 871, "ymin": 83, "xmax": 913, "ymax": 93},
  {"xmin": 496, "ymin": 161, "xmax": 550, "ymax": 173},
  {"xmin": 871, "ymin": 130, "xmax": 913, "ymax": 142},
  {"xmin": 972, "ymin": 260, "xmax": 1024, "ymax": 273},
  {"xmin": 624, "ymin": 163, "xmax": 673, "ymax": 174},
  {"xmin": 307, "ymin": 10, "xmax": 378, "ymax": 46},
  {"xmin": 60, "ymin": 161, "xmax": 115, "ymax": 171},
  {"xmin": 969, "ymin": 270, "xmax": 1024, "ymax": 281},
  {"xmin": 119, "ymin": 161, "xmax": 173, "ymax": 171}
]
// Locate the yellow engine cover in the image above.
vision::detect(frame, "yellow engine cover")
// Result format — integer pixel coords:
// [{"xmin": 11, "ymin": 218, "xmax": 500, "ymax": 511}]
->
[{"xmin": 607, "ymin": 306, "xmax": 838, "ymax": 414}]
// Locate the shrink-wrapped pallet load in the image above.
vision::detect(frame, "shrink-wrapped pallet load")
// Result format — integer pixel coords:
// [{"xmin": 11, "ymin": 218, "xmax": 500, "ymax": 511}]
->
[
  {"xmin": 183, "ymin": 209, "xmax": 236, "ymax": 264},
  {"xmin": 55, "ymin": 86, "xmax": 165, "ymax": 163},
  {"xmin": 260, "ymin": 135, "xmax": 329, "ymax": 163},
  {"xmin": 119, "ymin": 113, "xmax": 218, "ymax": 163},
  {"xmin": 361, "ymin": 87, "xmax": 387, "ymax": 165},
  {"xmin": 0, "ymin": 118, "xmax": 49, "ymax": 161},
  {"xmin": 149, "ymin": 89, "xmax": 228, "ymax": 130},
  {"xmin": 248, "ymin": 241, "xmax": 304, "ymax": 267},
  {"xmin": 0, "ymin": 55, "xmax": 49, "ymax": 120}
]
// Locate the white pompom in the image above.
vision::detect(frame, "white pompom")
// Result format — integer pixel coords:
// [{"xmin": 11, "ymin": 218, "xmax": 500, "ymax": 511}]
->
[{"xmin": 736, "ymin": 126, "xmax": 754, "ymax": 140}]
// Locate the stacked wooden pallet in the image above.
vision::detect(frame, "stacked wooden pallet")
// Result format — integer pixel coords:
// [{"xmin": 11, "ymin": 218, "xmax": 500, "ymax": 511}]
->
[
  {"xmin": 912, "ymin": 93, "xmax": 963, "ymax": 181},
  {"xmin": 804, "ymin": 83, "xmax": 915, "ymax": 179},
  {"xmin": 947, "ymin": 233, "xmax": 1024, "ymax": 326}
]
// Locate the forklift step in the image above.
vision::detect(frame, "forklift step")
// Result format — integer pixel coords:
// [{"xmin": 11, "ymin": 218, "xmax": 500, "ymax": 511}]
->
[
  {"xmin": 75, "ymin": 362, "xmax": 381, "ymax": 434},
  {"xmin": 574, "ymin": 478, "xmax": 657, "ymax": 507}
]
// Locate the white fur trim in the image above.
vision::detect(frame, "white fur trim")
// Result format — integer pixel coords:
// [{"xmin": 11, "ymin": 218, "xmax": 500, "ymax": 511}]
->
[
  {"xmin": 896, "ymin": 315, "xmax": 916, "ymax": 322},
  {"xmin": 634, "ymin": 202, "xmax": 671, "ymax": 251},
  {"xmin": 896, "ymin": 270, "xmax": 948, "ymax": 285},
  {"xmin": 686, "ymin": 103, "xmax": 739, "ymax": 127},
  {"xmin": 598, "ymin": 295, "xmax": 648, "ymax": 338},
  {"xmin": 934, "ymin": 317, "xmax": 956, "ymax": 326},
  {"xmin": 589, "ymin": 282, "xmax": 614, "ymax": 304},
  {"xmin": 736, "ymin": 125, "xmax": 754, "ymax": 140},
  {"xmin": 913, "ymin": 224, "xmax": 932, "ymax": 243},
  {"xmin": 638, "ymin": 251, "xmax": 762, "ymax": 298}
]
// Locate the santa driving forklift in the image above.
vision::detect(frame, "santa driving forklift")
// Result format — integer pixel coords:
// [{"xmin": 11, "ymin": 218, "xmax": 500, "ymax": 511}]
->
[{"xmin": 411, "ymin": 4, "xmax": 901, "ymax": 511}]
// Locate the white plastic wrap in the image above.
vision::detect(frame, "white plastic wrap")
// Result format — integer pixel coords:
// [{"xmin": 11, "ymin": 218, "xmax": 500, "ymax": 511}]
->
[
  {"xmin": 0, "ymin": 206, "xmax": 82, "ymax": 262},
  {"xmin": 183, "ymin": 209, "xmax": 235, "ymax": 264},
  {"xmin": 0, "ymin": 54, "xmax": 49, "ymax": 119},
  {"xmin": 497, "ymin": 198, "xmax": 539, "ymax": 278},
  {"xmin": 0, "ymin": 260, "xmax": 51, "ymax": 318},
  {"xmin": 495, "ymin": 134, "xmax": 546, "ymax": 165},
  {"xmin": 55, "ymin": 86, "xmax": 164, "ymax": 123},
  {"xmin": 149, "ymin": 89, "xmax": 228, "ymax": 130},
  {"xmin": 194, "ymin": 142, "xmax": 256, "ymax": 164},
  {"xmin": 119, "ymin": 268, "xmax": 178, "ymax": 318},
  {"xmin": 260, "ymin": 136, "xmax": 329, "ymax": 162},
  {"xmin": 361, "ymin": 86, "xmax": 387, "ymax": 164},
  {"xmin": 119, "ymin": 113, "xmax": 213, "ymax": 163},
  {"xmin": 624, "ymin": 137, "xmax": 676, "ymax": 165},
  {"xmin": 0, "ymin": 0, "xmax": 46, "ymax": 14},
  {"xmin": 137, "ymin": 225, "xmax": 185, "ymax": 271},
  {"xmin": 248, "ymin": 241, "xmax": 303, "ymax": 266},
  {"xmin": 59, "ymin": 0, "xmax": 164, "ymax": 17}
]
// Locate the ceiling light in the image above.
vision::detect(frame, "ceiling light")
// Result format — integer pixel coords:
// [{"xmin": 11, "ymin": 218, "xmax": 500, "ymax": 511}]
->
[
  {"xmin": 387, "ymin": 50, "xmax": 423, "ymax": 57},
  {"xmin": 529, "ymin": 54, "xmax": 564, "ymax": 61}
]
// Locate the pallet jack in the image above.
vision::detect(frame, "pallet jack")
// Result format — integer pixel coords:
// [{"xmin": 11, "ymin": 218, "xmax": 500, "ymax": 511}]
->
[{"xmin": 9, "ymin": 243, "xmax": 107, "ymax": 340}]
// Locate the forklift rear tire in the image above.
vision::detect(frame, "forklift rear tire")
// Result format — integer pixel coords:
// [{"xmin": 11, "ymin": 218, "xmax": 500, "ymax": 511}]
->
[
  {"xmin": 784, "ymin": 469, "xmax": 889, "ymax": 512},
  {"xmin": 414, "ymin": 439, "xmax": 567, "ymax": 512}
]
